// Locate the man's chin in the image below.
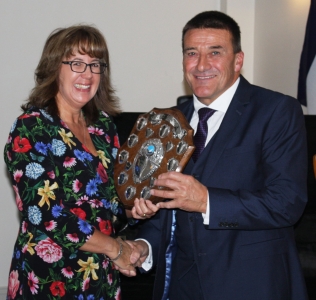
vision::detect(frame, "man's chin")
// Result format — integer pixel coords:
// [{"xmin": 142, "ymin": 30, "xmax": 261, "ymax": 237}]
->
[{"xmin": 193, "ymin": 93, "xmax": 215, "ymax": 105}]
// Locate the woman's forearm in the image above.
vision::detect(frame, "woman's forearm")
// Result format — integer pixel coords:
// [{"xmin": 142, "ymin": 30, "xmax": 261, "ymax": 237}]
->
[{"xmin": 79, "ymin": 229, "xmax": 119, "ymax": 258}]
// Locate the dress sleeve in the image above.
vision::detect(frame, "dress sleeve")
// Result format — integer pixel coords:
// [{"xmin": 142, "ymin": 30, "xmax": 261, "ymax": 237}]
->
[{"xmin": 4, "ymin": 113, "xmax": 95, "ymax": 252}]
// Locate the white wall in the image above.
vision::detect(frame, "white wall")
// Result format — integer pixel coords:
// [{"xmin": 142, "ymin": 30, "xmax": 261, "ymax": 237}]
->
[
  {"xmin": 226, "ymin": 0, "xmax": 256, "ymax": 82},
  {"xmin": 253, "ymin": 0, "xmax": 310, "ymax": 97},
  {"xmin": 0, "ymin": 0, "xmax": 310, "ymax": 292}
]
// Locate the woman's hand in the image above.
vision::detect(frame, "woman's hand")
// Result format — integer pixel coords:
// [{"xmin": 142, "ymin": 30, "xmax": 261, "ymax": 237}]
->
[
  {"xmin": 131, "ymin": 198, "xmax": 159, "ymax": 219},
  {"xmin": 110, "ymin": 237, "xmax": 137, "ymax": 277},
  {"xmin": 125, "ymin": 240, "xmax": 149, "ymax": 267},
  {"xmin": 115, "ymin": 240, "xmax": 150, "ymax": 277}
]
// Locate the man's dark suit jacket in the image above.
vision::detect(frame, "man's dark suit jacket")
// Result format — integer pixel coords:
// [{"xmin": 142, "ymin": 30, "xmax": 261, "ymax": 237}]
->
[{"xmin": 138, "ymin": 76, "xmax": 308, "ymax": 300}]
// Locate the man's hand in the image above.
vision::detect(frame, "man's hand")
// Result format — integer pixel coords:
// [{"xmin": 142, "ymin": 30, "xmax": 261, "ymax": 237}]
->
[
  {"xmin": 116, "ymin": 239, "xmax": 150, "ymax": 277},
  {"xmin": 151, "ymin": 171, "xmax": 208, "ymax": 213},
  {"xmin": 125, "ymin": 240, "xmax": 150, "ymax": 267}
]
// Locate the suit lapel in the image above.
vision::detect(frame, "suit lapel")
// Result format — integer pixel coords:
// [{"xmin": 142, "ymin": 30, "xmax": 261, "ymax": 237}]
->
[{"xmin": 194, "ymin": 76, "xmax": 252, "ymax": 183}]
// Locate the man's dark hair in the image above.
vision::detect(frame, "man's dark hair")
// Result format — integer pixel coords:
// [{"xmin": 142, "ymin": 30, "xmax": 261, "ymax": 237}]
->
[{"xmin": 182, "ymin": 11, "xmax": 241, "ymax": 53}]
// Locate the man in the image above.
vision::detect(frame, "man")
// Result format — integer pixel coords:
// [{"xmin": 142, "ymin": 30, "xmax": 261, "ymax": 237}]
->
[{"xmin": 129, "ymin": 11, "xmax": 308, "ymax": 300}]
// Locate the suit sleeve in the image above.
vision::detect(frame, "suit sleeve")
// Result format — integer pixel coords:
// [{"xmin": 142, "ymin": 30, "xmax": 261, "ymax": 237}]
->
[{"xmin": 207, "ymin": 96, "xmax": 308, "ymax": 230}]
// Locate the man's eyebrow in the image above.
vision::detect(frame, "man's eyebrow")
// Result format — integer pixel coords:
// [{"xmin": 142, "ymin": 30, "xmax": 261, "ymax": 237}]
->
[
  {"xmin": 183, "ymin": 45, "xmax": 224, "ymax": 51},
  {"xmin": 208, "ymin": 45, "xmax": 223, "ymax": 49},
  {"xmin": 183, "ymin": 47, "xmax": 197, "ymax": 51}
]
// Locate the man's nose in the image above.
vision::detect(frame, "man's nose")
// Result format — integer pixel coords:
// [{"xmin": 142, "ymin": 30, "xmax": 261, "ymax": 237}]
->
[{"xmin": 197, "ymin": 55, "xmax": 210, "ymax": 72}]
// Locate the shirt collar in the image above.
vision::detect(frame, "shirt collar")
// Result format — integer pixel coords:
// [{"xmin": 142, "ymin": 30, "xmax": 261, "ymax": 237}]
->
[{"xmin": 193, "ymin": 77, "xmax": 240, "ymax": 113}]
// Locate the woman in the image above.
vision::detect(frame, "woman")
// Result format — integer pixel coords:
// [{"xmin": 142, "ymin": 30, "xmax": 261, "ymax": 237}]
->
[{"xmin": 4, "ymin": 25, "xmax": 135, "ymax": 299}]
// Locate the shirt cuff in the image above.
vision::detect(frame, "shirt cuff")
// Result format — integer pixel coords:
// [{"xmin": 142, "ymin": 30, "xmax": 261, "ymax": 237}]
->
[
  {"xmin": 135, "ymin": 238, "xmax": 153, "ymax": 271},
  {"xmin": 202, "ymin": 191, "xmax": 210, "ymax": 225}
]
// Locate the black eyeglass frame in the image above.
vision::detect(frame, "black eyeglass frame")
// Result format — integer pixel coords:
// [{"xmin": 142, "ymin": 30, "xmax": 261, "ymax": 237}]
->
[{"xmin": 62, "ymin": 61, "xmax": 107, "ymax": 74}]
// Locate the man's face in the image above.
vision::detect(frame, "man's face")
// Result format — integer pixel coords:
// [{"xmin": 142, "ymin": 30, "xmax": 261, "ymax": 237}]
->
[{"xmin": 183, "ymin": 28, "xmax": 244, "ymax": 105}]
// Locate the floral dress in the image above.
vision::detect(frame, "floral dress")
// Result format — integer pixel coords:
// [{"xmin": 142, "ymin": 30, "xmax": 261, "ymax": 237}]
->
[{"xmin": 4, "ymin": 107, "xmax": 127, "ymax": 300}]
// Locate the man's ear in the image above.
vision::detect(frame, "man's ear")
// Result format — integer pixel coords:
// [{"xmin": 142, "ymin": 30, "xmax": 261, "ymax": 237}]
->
[{"xmin": 234, "ymin": 51, "xmax": 244, "ymax": 72}]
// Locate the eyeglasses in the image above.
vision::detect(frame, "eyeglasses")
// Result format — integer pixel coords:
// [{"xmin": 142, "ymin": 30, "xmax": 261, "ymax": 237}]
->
[{"xmin": 62, "ymin": 61, "xmax": 107, "ymax": 74}]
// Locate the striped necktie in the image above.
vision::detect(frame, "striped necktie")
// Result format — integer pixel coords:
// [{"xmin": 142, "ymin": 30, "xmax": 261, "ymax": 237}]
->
[{"xmin": 192, "ymin": 107, "xmax": 216, "ymax": 162}]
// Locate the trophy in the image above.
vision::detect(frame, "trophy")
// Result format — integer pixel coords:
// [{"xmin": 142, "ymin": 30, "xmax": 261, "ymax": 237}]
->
[{"xmin": 114, "ymin": 108, "xmax": 195, "ymax": 209}]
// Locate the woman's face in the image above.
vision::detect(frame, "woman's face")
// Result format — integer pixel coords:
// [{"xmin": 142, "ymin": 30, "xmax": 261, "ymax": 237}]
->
[{"xmin": 56, "ymin": 52, "xmax": 101, "ymax": 110}]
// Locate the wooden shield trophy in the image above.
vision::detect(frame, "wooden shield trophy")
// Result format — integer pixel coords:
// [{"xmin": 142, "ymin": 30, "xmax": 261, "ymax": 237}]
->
[{"xmin": 114, "ymin": 107, "xmax": 195, "ymax": 209}]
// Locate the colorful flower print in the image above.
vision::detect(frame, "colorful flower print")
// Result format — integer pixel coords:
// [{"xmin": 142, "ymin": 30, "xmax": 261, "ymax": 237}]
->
[
  {"xmin": 10, "ymin": 119, "xmax": 17, "ymax": 133},
  {"xmin": 39, "ymin": 109, "xmax": 54, "ymax": 121},
  {"xmin": 89, "ymin": 199, "xmax": 103, "ymax": 208},
  {"xmin": 4, "ymin": 108, "xmax": 125, "ymax": 298},
  {"xmin": 58, "ymin": 128, "xmax": 76, "ymax": 149},
  {"xmin": 25, "ymin": 162, "xmax": 45, "ymax": 179},
  {"xmin": 78, "ymin": 219, "xmax": 93, "ymax": 234},
  {"xmin": 6, "ymin": 150, "xmax": 12, "ymax": 161},
  {"xmin": 52, "ymin": 204, "xmax": 63, "ymax": 218},
  {"xmin": 86, "ymin": 178, "xmax": 99, "ymax": 196},
  {"xmin": 97, "ymin": 150, "xmax": 110, "ymax": 168},
  {"xmin": 47, "ymin": 170, "xmax": 55, "ymax": 179},
  {"xmin": 66, "ymin": 233, "xmax": 79, "ymax": 243},
  {"xmin": 88, "ymin": 126, "xmax": 105, "ymax": 136},
  {"xmin": 97, "ymin": 162, "xmax": 108, "ymax": 183},
  {"xmin": 114, "ymin": 135, "xmax": 120, "ymax": 148},
  {"xmin": 27, "ymin": 271, "xmax": 39, "ymax": 295},
  {"xmin": 22, "ymin": 232, "xmax": 37, "ymax": 255},
  {"xmin": 21, "ymin": 221, "xmax": 28, "ymax": 233},
  {"xmin": 50, "ymin": 281, "xmax": 66, "ymax": 297},
  {"xmin": 28, "ymin": 206, "xmax": 42, "ymax": 225},
  {"xmin": 51, "ymin": 139, "xmax": 67, "ymax": 156},
  {"xmin": 12, "ymin": 136, "xmax": 32, "ymax": 153},
  {"xmin": 108, "ymin": 273, "xmax": 113, "ymax": 285},
  {"xmin": 101, "ymin": 199, "xmax": 111, "ymax": 209},
  {"xmin": 99, "ymin": 219, "xmax": 112, "ymax": 235},
  {"xmin": 37, "ymin": 180, "xmax": 58, "ymax": 208},
  {"xmin": 34, "ymin": 141, "xmax": 49, "ymax": 155},
  {"xmin": 73, "ymin": 179, "xmax": 83, "ymax": 192},
  {"xmin": 26, "ymin": 237, "xmax": 36, "ymax": 254},
  {"xmin": 74, "ymin": 149, "xmax": 93, "ymax": 163},
  {"xmin": 115, "ymin": 288, "xmax": 121, "ymax": 300},
  {"xmin": 77, "ymin": 257, "xmax": 99, "ymax": 280},
  {"xmin": 35, "ymin": 238, "xmax": 62, "ymax": 263},
  {"xmin": 70, "ymin": 207, "xmax": 86, "ymax": 220},
  {"xmin": 76, "ymin": 195, "xmax": 89, "ymax": 205},
  {"xmin": 82, "ymin": 277, "xmax": 90, "ymax": 291},
  {"xmin": 61, "ymin": 266, "xmax": 74, "ymax": 279},
  {"xmin": 13, "ymin": 185, "xmax": 23, "ymax": 211},
  {"xmin": 44, "ymin": 220, "xmax": 57, "ymax": 231},
  {"xmin": 112, "ymin": 148, "xmax": 118, "ymax": 159},
  {"xmin": 18, "ymin": 111, "xmax": 40, "ymax": 119},
  {"xmin": 13, "ymin": 169, "xmax": 23, "ymax": 182},
  {"xmin": 63, "ymin": 156, "xmax": 77, "ymax": 168},
  {"xmin": 7, "ymin": 270, "xmax": 20, "ymax": 299},
  {"xmin": 7, "ymin": 135, "xmax": 12, "ymax": 144},
  {"xmin": 105, "ymin": 134, "xmax": 111, "ymax": 143}
]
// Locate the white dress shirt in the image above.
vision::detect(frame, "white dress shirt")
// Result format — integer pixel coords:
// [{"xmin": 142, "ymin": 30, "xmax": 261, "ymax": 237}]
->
[{"xmin": 193, "ymin": 78, "xmax": 240, "ymax": 224}]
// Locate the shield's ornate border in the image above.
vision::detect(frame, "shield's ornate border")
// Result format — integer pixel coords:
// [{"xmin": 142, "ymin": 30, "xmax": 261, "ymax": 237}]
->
[{"xmin": 114, "ymin": 107, "xmax": 195, "ymax": 209}]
